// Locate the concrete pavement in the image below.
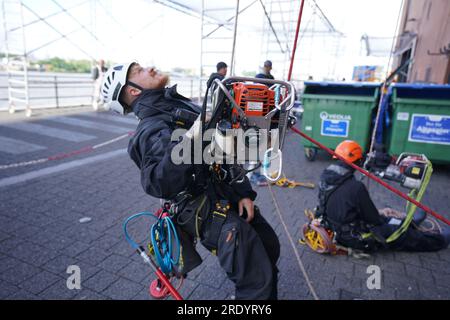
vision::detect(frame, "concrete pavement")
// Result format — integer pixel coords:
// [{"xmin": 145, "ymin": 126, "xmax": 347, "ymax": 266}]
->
[{"xmin": 0, "ymin": 108, "xmax": 449, "ymax": 300}]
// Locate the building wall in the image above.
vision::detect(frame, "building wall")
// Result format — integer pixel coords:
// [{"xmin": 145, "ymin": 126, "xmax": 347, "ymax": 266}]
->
[{"xmin": 394, "ymin": 0, "xmax": 450, "ymax": 84}]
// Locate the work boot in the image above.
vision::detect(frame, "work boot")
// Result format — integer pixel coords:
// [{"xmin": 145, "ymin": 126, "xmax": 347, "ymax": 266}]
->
[{"xmin": 412, "ymin": 209, "xmax": 427, "ymax": 226}]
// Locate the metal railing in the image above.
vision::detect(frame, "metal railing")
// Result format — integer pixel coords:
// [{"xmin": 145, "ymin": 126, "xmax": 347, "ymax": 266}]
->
[{"xmin": 0, "ymin": 71, "xmax": 93, "ymax": 110}]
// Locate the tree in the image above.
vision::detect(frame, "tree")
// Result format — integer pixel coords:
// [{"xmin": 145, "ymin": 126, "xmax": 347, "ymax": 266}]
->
[{"xmin": 36, "ymin": 57, "xmax": 91, "ymax": 73}]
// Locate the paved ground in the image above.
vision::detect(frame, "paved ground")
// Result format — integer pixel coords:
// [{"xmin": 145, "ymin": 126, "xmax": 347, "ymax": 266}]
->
[{"xmin": 0, "ymin": 107, "xmax": 449, "ymax": 300}]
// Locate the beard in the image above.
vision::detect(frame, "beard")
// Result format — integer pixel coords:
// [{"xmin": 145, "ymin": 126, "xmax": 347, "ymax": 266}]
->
[{"xmin": 156, "ymin": 73, "xmax": 170, "ymax": 89}]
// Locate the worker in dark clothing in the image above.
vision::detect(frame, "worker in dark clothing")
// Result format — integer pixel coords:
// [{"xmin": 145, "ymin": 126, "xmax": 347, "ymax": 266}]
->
[
  {"xmin": 318, "ymin": 140, "xmax": 450, "ymax": 253},
  {"xmin": 207, "ymin": 61, "xmax": 227, "ymax": 91},
  {"xmin": 255, "ymin": 60, "xmax": 274, "ymax": 80},
  {"xmin": 101, "ymin": 62, "xmax": 280, "ymax": 300}
]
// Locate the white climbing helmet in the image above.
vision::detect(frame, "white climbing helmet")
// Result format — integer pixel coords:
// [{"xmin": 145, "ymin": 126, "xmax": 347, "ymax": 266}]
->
[{"xmin": 101, "ymin": 61, "xmax": 136, "ymax": 115}]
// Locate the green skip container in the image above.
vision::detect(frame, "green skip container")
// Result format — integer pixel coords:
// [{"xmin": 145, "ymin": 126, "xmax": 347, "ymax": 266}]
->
[
  {"xmin": 300, "ymin": 82, "xmax": 380, "ymax": 161},
  {"xmin": 387, "ymin": 83, "xmax": 450, "ymax": 164}
]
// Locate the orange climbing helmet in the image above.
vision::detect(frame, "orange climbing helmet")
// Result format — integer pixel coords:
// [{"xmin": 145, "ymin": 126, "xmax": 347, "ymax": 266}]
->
[{"xmin": 333, "ymin": 140, "xmax": 363, "ymax": 163}]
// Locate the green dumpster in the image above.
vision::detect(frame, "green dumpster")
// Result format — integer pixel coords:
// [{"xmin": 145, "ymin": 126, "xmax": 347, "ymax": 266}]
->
[
  {"xmin": 300, "ymin": 82, "xmax": 380, "ymax": 161},
  {"xmin": 387, "ymin": 83, "xmax": 450, "ymax": 164}
]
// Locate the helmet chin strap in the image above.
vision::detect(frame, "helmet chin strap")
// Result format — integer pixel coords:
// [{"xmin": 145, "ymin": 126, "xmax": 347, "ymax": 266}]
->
[
  {"xmin": 126, "ymin": 81, "xmax": 145, "ymax": 92},
  {"xmin": 127, "ymin": 81, "xmax": 168, "ymax": 95}
]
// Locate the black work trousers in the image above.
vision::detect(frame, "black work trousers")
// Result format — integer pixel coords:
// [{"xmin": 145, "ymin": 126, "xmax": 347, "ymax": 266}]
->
[
  {"xmin": 202, "ymin": 206, "xmax": 280, "ymax": 300},
  {"xmin": 378, "ymin": 224, "xmax": 447, "ymax": 252},
  {"xmin": 338, "ymin": 221, "xmax": 448, "ymax": 253}
]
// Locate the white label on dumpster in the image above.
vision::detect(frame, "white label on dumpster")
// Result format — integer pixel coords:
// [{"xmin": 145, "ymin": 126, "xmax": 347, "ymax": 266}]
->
[
  {"xmin": 397, "ymin": 112, "xmax": 409, "ymax": 121},
  {"xmin": 321, "ymin": 119, "xmax": 349, "ymax": 137},
  {"xmin": 408, "ymin": 114, "xmax": 450, "ymax": 145},
  {"xmin": 320, "ymin": 111, "xmax": 351, "ymax": 121},
  {"xmin": 305, "ymin": 126, "xmax": 312, "ymax": 131}
]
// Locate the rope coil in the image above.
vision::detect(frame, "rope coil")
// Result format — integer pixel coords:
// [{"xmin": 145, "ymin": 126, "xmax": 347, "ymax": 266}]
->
[{"xmin": 123, "ymin": 209, "xmax": 180, "ymax": 275}]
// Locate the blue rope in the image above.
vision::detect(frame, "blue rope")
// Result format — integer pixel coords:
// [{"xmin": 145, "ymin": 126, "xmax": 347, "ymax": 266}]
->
[
  {"xmin": 123, "ymin": 211, "xmax": 180, "ymax": 275},
  {"xmin": 150, "ymin": 216, "xmax": 180, "ymax": 274}
]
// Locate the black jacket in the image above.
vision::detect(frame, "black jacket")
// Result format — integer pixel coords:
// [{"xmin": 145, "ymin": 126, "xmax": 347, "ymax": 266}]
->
[
  {"xmin": 319, "ymin": 161, "xmax": 385, "ymax": 228},
  {"xmin": 206, "ymin": 72, "xmax": 225, "ymax": 89},
  {"xmin": 255, "ymin": 73, "xmax": 274, "ymax": 80},
  {"xmin": 127, "ymin": 85, "xmax": 256, "ymax": 206}
]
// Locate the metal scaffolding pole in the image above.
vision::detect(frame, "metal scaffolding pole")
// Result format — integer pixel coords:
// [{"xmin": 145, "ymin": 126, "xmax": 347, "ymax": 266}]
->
[
  {"xmin": 199, "ymin": 0, "xmax": 205, "ymax": 101},
  {"xmin": 230, "ymin": 0, "xmax": 240, "ymax": 76}
]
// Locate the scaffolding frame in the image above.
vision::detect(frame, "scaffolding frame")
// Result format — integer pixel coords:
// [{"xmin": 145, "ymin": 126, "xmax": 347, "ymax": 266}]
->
[
  {"xmin": 1, "ymin": 0, "xmax": 105, "ymax": 116},
  {"xmin": 198, "ymin": 0, "xmax": 260, "ymax": 100},
  {"xmin": 260, "ymin": 0, "xmax": 344, "ymax": 81},
  {"xmin": 1, "ymin": 0, "xmax": 347, "ymax": 114}
]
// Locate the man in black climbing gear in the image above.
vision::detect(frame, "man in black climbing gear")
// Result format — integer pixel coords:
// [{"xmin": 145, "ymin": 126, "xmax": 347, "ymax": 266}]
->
[
  {"xmin": 317, "ymin": 140, "xmax": 450, "ymax": 253},
  {"xmin": 101, "ymin": 62, "xmax": 280, "ymax": 300}
]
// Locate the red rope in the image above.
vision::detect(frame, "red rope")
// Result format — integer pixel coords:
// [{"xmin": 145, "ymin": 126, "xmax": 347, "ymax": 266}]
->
[
  {"xmin": 290, "ymin": 127, "xmax": 450, "ymax": 226},
  {"xmin": 155, "ymin": 269, "xmax": 183, "ymax": 300},
  {"xmin": 287, "ymin": 0, "xmax": 306, "ymax": 81}
]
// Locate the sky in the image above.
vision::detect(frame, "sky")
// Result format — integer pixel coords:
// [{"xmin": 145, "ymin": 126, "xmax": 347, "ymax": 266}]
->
[{"xmin": 0, "ymin": 0, "xmax": 403, "ymax": 81}]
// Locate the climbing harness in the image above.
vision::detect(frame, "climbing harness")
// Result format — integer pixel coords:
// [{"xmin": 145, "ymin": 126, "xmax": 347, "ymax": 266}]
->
[{"xmin": 299, "ymin": 209, "xmax": 371, "ymax": 258}]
